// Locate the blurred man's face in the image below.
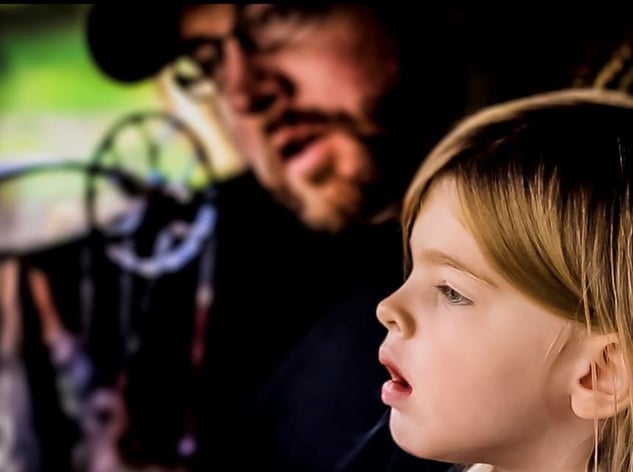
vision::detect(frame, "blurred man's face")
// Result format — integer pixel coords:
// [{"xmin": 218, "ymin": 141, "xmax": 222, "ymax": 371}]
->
[{"xmin": 181, "ymin": 5, "xmax": 399, "ymax": 232}]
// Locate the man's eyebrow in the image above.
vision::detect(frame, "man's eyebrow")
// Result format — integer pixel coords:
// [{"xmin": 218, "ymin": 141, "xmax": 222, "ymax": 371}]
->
[
  {"xmin": 240, "ymin": 5, "xmax": 323, "ymax": 30},
  {"xmin": 419, "ymin": 248, "xmax": 498, "ymax": 288},
  {"xmin": 240, "ymin": 5, "xmax": 290, "ymax": 29}
]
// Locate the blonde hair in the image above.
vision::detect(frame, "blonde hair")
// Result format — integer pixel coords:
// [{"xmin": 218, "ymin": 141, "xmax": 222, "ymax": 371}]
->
[{"xmin": 402, "ymin": 88, "xmax": 633, "ymax": 471}]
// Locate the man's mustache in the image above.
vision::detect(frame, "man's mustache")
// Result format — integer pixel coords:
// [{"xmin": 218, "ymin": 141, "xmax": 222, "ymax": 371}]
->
[{"xmin": 264, "ymin": 109, "xmax": 367, "ymax": 137}]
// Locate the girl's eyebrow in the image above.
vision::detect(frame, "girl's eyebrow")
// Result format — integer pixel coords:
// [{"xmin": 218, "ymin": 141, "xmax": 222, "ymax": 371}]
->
[{"xmin": 419, "ymin": 248, "xmax": 498, "ymax": 288}]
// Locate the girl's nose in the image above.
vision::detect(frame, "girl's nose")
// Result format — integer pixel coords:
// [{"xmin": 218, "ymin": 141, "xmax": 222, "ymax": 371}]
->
[{"xmin": 376, "ymin": 292, "xmax": 414, "ymax": 338}]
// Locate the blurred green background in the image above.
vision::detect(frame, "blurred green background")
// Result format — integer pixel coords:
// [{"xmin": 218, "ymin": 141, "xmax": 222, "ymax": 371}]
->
[
  {"xmin": 0, "ymin": 4, "xmax": 159, "ymax": 163},
  {"xmin": 0, "ymin": 5, "xmax": 169, "ymax": 251}
]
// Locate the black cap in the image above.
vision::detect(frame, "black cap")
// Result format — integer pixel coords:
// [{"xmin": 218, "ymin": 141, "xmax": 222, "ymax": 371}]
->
[{"xmin": 85, "ymin": 4, "xmax": 185, "ymax": 83}]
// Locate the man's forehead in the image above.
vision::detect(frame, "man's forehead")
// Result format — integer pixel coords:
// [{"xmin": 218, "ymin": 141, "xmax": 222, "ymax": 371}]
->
[
  {"xmin": 245, "ymin": 4, "xmax": 389, "ymax": 56},
  {"xmin": 180, "ymin": 4, "xmax": 237, "ymax": 39},
  {"xmin": 240, "ymin": 4, "xmax": 270, "ymax": 19}
]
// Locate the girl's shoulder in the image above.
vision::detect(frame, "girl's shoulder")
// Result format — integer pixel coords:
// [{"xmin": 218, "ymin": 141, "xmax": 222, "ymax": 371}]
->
[{"xmin": 465, "ymin": 465, "xmax": 494, "ymax": 472}]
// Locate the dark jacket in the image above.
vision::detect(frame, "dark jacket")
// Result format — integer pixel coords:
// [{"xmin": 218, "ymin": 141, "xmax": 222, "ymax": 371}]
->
[
  {"xmin": 19, "ymin": 171, "xmax": 453, "ymax": 471},
  {"xmin": 191, "ymin": 174, "xmax": 451, "ymax": 472}
]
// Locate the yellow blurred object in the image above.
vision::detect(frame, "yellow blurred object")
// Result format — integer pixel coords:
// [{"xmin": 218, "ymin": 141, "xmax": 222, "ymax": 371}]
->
[{"xmin": 156, "ymin": 67, "xmax": 246, "ymax": 185}]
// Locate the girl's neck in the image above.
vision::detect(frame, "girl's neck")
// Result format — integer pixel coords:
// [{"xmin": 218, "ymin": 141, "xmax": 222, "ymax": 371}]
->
[
  {"xmin": 470, "ymin": 422, "xmax": 595, "ymax": 472},
  {"xmin": 471, "ymin": 460, "xmax": 590, "ymax": 472}
]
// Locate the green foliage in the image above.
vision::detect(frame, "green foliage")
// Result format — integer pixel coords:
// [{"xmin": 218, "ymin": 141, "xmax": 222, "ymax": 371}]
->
[{"xmin": 0, "ymin": 9, "xmax": 157, "ymax": 112}]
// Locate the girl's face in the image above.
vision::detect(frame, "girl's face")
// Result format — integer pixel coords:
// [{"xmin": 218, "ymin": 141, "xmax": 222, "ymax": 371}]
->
[{"xmin": 377, "ymin": 178, "xmax": 590, "ymax": 468}]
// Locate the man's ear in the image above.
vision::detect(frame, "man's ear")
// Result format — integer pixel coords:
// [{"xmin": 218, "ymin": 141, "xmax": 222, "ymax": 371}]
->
[{"xmin": 571, "ymin": 334, "xmax": 630, "ymax": 420}]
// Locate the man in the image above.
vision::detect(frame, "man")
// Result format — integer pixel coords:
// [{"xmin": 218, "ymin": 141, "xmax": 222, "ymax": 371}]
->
[{"xmin": 86, "ymin": 4, "xmax": 466, "ymax": 471}]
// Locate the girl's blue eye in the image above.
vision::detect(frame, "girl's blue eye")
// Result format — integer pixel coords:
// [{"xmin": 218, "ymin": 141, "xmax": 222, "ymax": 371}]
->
[{"xmin": 435, "ymin": 284, "xmax": 472, "ymax": 306}]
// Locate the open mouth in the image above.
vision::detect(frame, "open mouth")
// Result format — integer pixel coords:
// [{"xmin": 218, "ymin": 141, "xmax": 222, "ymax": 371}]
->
[
  {"xmin": 279, "ymin": 133, "xmax": 321, "ymax": 162},
  {"xmin": 384, "ymin": 363, "xmax": 412, "ymax": 393}
]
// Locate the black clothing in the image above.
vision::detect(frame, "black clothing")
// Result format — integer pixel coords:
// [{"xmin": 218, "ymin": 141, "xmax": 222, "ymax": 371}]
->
[
  {"xmin": 191, "ymin": 173, "xmax": 449, "ymax": 471},
  {"xmin": 18, "ymin": 171, "xmax": 450, "ymax": 471}
]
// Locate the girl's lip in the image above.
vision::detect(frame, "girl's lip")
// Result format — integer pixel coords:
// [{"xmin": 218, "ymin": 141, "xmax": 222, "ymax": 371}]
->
[
  {"xmin": 378, "ymin": 348, "xmax": 413, "ymax": 406},
  {"xmin": 378, "ymin": 346, "xmax": 410, "ymax": 387}
]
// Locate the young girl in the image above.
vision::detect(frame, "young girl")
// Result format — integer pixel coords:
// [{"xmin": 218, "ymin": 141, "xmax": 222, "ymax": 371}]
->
[{"xmin": 377, "ymin": 88, "xmax": 633, "ymax": 472}]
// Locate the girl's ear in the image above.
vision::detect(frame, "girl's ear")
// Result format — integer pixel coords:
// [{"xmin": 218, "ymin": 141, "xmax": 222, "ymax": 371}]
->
[{"xmin": 570, "ymin": 334, "xmax": 630, "ymax": 420}]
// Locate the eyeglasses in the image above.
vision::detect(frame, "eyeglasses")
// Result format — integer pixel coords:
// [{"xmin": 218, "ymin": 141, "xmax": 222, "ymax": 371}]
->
[
  {"xmin": 171, "ymin": 13, "xmax": 256, "ymax": 102},
  {"xmin": 171, "ymin": 5, "xmax": 319, "ymax": 102},
  {"xmin": 172, "ymin": 36, "xmax": 229, "ymax": 101}
]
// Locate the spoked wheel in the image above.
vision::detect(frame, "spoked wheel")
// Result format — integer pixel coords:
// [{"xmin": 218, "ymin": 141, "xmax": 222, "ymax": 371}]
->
[{"xmin": 80, "ymin": 111, "xmax": 221, "ymax": 469}]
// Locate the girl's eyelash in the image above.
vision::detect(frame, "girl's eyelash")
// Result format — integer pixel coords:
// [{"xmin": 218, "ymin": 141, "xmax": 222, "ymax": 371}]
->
[{"xmin": 435, "ymin": 284, "xmax": 473, "ymax": 306}]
